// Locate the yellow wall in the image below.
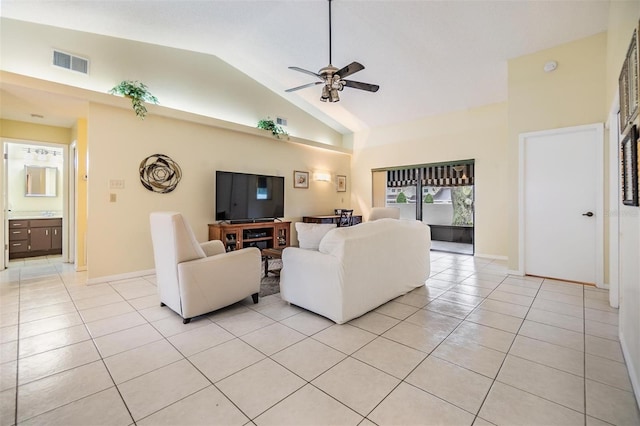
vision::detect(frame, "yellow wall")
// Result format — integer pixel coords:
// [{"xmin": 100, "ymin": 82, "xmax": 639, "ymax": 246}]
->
[
  {"xmin": 86, "ymin": 103, "xmax": 351, "ymax": 279},
  {"xmin": 1, "ymin": 18, "xmax": 345, "ymax": 146},
  {"xmin": 72, "ymin": 119, "xmax": 88, "ymax": 270},
  {"xmin": 351, "ymin": 102, "xmax": 508, "ymax": 258},
  {"xmin": 507, "ymin": 33, "xmax": 607, "ymax": 271},
  {"xmin": 0, "ymin": 119, "xmax": 71, "ymax": 144}
]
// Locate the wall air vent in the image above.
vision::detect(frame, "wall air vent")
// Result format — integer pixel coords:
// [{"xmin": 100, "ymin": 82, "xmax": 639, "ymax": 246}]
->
[
  {"xmin": 276, "ymin": 117, "xmax": 288, "ymax": 126},
  {"xmin": 52, "ymin": 50, "xmax": 89, "ymax": 74}
]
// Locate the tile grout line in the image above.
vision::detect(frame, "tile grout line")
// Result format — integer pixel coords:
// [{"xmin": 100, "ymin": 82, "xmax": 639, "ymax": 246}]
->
[
  {"xmin": 356, "ymin": 260, "xmax": 514, "ymax": 423},
  {"xmin": 470, "ymin": 271, "xmax": 545, "ymax": 423},
  {"xmin": 5, "ymin": 255, "xmax": 632, "ymax": 425},
  {"xmin": 55, "ymin": 271, "xmax": 136, "ymax": 425}
]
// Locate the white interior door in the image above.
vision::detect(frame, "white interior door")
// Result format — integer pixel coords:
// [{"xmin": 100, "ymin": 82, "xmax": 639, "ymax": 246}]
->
[{"xmin": 520, "ymin": 124, "xmax": 603, "ymax": 285}]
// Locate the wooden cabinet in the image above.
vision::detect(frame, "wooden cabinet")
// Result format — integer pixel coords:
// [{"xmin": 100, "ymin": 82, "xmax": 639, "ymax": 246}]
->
[
  {"xmin": 29, "ymin": 227, "xmax": 52, "ymax": 252},
  {"xmin": 208, "ymin": 221, "xmax": 291, "ymax": 252},
  {"xmin": 8, "ymin": 220, "xmax": 29, "ymax": 256},
  {"xmin": 52, "ymin": 227, "xmax": 63, "ymax": 250},
  {"xmin": 8, "ymin": 218, "xmax": 63, "ymax": 259}
]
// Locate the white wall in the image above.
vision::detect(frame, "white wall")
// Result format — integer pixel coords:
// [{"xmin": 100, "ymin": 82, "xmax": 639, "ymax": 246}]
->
[
  {"xmin": 606, "ymin": 1, "xmax": 640, "ymax": 407},
  {"xmin": 86, "ymin": 103, "xmax": 351, "ymax": 280}
]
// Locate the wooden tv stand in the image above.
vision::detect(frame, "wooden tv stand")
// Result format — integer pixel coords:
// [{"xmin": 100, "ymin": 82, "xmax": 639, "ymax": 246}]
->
[{"xmin": 208, "ymin": 221, "xmax": 291, "ymax": 252}]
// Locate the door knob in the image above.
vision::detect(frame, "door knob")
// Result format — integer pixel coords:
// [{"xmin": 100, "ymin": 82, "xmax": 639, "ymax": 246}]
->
[{"xmin": 582, "ymin": 211, "xmax": 594, "ymax": 217}]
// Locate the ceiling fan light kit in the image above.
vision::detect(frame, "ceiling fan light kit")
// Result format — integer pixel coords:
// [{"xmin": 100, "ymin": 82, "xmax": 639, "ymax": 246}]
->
[{"xmin": 286, "ymin": 0, "xmax": 379, "ymax": 103}]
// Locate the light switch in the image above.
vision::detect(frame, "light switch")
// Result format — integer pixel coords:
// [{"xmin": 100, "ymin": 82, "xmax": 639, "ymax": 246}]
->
[{"xmin": 109, "ymin": 193, "xmax": 117, "ymax": 202}]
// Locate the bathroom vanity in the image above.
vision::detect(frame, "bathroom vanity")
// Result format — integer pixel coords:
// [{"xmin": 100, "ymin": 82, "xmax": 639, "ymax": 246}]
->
[{"xmin": 8, "ymin": 218, "xmax": 62, "ymax": 259}]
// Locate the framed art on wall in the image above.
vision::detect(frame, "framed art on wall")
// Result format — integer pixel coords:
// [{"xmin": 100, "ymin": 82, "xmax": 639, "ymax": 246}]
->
[
  {"xmin": 621, "ymin": 125, "xmax": 638, "ymax": 206},
  {"xmin": 293, "ymin": 170, "xmax": 309, "ymax": 189},
  {"xmin": 337, "ymin": 175, "xmax": 346, "ymax": 192},
  {"xmin": 619, "ymin": 27, "xmax": 639, "ymax": 136}
]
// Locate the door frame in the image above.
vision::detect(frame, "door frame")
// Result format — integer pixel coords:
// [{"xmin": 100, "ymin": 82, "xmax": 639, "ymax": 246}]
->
[
  {"xmin": 607, "ymin": 96, "xmax": 620, "ymax": 307},
  {"xmin": 518, "ymin": 123, "xmax": 604, "ymax": 287},
  {"xmin": 2, "ymin": 138, "xmax": 69, "ymax": 265}
]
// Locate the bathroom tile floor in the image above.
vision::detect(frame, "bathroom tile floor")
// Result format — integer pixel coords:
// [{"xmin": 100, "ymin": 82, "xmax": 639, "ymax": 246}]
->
[{"xmin": 1, "ymin": 253, "xmax": 639, "ymax": 425}]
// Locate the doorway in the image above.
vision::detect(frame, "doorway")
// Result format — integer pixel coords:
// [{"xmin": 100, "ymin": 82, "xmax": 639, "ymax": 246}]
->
[
  {"xmin": 373, "ymin": 161, "xmax": 475, "ymax": 255},
  {"xmin": 3, "ymin": 140, "xmax": 69, "ymax": 266},
  {"xmin": 518, "ymin": 123, "xmax": 604, "ymax": 285}
]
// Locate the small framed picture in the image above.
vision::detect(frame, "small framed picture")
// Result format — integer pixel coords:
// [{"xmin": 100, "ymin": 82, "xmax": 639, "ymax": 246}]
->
[
  {"xmin": 621, "ymin": 125, "xmax": 638, "ymax": 206},
  {"xmin": 293, "ymin": 170, "xmax": 309, "ymax": 189},
  {"xmin": 337, "ymin": 175, "xmax": 347, "ymax": 192}
]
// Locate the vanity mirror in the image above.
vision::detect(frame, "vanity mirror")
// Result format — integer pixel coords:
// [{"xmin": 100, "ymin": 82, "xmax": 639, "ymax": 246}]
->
[{"xmin": 25, "ymin": 165, "xmax": 57, "ymax": 197}]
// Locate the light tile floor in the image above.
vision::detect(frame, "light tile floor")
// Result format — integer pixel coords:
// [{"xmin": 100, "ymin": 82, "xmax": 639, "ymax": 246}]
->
[{"xmin": 1, "ymin": 253, "xmax": 639, "ymax": 425}]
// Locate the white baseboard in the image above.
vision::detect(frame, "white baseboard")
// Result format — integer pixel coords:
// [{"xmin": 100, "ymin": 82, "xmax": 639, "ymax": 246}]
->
[
  {"xmin": 474, "ymin": 253, "xmax": 508, "ymax": 261},
  {"xmin": 87, "ymin": 268, "xmax": 155, "ymax": 285},
  {"xmin": 620, "ymin": 329, "xmax": 640, "ymax": 411},
  {"xmin": 507, "ymin": 269, "xmax": 524, "ymax": 276}
]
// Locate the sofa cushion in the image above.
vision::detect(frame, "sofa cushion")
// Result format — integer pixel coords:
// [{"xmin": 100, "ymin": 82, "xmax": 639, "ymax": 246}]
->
[{"xmin": 295, "ymin": 222, "xmax": 337, "ymax": 250}]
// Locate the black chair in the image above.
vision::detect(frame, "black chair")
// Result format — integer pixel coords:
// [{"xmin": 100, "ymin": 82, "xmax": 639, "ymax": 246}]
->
[{"xmin": 338, "ymin": 209, "xmax": 354, "ymax": 227}]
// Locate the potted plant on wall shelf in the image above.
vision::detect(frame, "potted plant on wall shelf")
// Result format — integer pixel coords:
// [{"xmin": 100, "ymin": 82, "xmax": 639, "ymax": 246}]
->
[
  {"xmin": 109, "ymin": 80, "xmax": 159, "ymax": 120},
  {"xmin": 257, "ymin": 118, "xmax": 289, "ymax": 139}
]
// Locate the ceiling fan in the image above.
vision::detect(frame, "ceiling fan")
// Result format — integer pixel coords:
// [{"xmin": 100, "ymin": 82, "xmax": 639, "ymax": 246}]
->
[{"xmin": 285, "ymin": 0, "xmax": 379, "ymax": 103}]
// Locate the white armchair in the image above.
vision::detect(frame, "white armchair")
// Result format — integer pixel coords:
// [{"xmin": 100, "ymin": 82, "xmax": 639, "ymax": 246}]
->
[
  {"xmin": 369, "ymin": 207, "xmax": 401, "ymax": 221},
  {"xmin": 149, "ymin": 212, "xmax": 261, "ymax": 323}
]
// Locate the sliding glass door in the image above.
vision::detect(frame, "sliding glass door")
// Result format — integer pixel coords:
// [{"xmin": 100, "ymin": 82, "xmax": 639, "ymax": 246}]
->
[{"xmin": 376, "ymin": 160, "xmax": 475, "ymax": 255}]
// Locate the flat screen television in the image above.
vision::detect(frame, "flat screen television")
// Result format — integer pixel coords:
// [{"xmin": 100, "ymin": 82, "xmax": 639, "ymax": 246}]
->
[{"xmin": 215, "ymin": 171, "xmax": 285, "ymax": 222}]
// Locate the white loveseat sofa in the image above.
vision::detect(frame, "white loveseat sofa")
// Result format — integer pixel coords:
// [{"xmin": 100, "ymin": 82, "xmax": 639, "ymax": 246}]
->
[{"xmin": 280, "ymin": 218, "xmax": 431, "ymax": 324}]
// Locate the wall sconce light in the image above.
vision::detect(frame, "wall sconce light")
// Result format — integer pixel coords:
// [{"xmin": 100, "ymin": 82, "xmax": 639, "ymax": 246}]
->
[{"xmin": 314, "ymin": 171, "xmax": 332, "ymax": 182}]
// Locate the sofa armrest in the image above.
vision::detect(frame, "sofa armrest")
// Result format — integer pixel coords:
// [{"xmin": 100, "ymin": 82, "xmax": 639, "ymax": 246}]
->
[
  {"xmin": 281, "ymin": 247, "xmax": 340, "ymax": 276},
  {"xmin": 280, "ymin": 247, "xmax": 345, "ymax": 322},
  {"xmin": 200, "ymin": 240, "xmax": 226, "ymax": 257}
]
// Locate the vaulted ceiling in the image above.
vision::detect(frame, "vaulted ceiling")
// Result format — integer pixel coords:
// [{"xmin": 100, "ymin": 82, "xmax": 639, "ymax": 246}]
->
[{"xmin": 1, "ymin": 0, "xmax": 610, "ymax": 133}]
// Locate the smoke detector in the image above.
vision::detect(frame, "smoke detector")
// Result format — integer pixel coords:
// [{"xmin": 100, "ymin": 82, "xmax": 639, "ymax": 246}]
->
[{"xmin": 543, "ymin": 61, "xmax": 558, "ymax": 73}]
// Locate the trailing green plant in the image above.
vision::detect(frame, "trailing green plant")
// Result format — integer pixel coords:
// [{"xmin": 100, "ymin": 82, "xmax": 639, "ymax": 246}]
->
[
  {"xmin": 257, "ymin": 118, "xmax": 288, "ymax": 138},
  {"xmin": 109, "ymin": 80, "xmax": 159, "ymax": 119}
]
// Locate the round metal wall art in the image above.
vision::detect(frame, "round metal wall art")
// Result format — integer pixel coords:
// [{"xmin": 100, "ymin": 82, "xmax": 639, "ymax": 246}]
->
[{"xmin": 139, "ymin": 154, "xmax": 182, "ymax": 193}]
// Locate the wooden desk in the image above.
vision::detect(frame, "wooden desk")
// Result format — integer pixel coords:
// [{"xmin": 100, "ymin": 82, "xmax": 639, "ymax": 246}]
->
[{"xmin": 302, "ymin": 215, "xmax": 363, "ymax": 225}]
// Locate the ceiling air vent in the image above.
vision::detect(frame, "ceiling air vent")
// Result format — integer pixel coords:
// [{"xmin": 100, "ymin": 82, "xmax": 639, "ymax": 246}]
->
[{"xmin": 52, "ymin": 50, "xmax": 89, "ymax": 74}]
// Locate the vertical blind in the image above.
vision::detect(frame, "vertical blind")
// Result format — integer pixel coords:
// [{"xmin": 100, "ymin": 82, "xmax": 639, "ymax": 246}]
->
[{"xmin": 387, "ymin": 161, "xmax": 474, "ymax": 187}]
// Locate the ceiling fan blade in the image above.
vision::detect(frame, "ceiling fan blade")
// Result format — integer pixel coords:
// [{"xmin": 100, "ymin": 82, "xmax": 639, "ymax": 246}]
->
[
  {"xmin": 336, "ymin": 62, "xmax": 365, "ymax": 79},
  {"xmin": 343, "ymin": 80, "xmax": 380, "ymax": 92},
  {"xmin": 285, "ymin": 81, "xmax": 324, "ymax": 92},
  {"xmin": 288, "ymin": 66, "xmax": 323, "ymax": 80}
]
